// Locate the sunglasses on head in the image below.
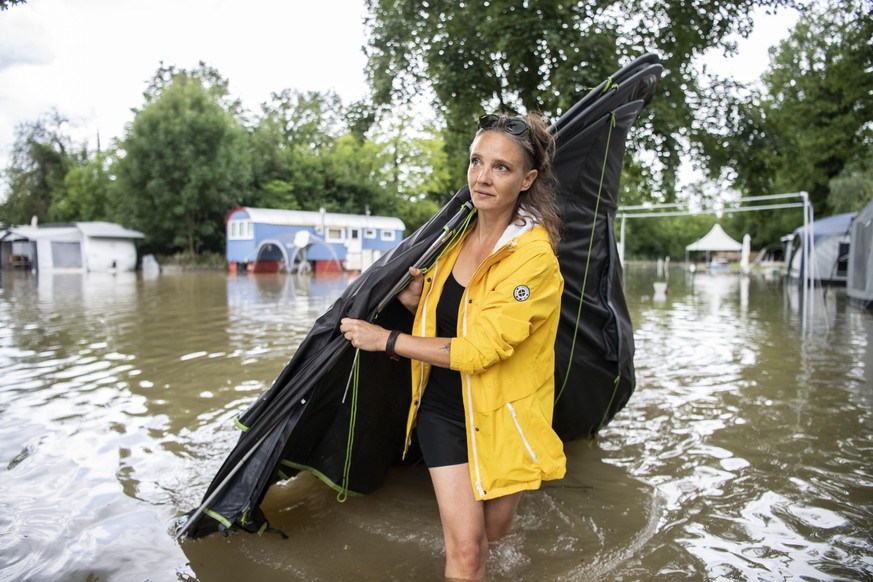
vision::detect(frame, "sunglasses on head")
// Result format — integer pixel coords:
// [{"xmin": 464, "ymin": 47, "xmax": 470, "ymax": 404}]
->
[{"xmin": 478, "ymin": 114, "xmax": 530, "ymax": 136}]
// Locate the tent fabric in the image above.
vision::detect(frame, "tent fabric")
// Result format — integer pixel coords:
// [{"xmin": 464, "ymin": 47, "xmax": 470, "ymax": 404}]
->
[
  {"xmin": 847, "ymin": 201, "xmax": 873, "ymax": 305},
  {"xmin": 807, "ymin": 212, "xmax": 857, "ymax": 240},
  {"xmin": 685, "ymin": 224, "xmax": 742, "ymax": 252},
  {"xmin": 177, "ymin": 54, "xmax": 663, "ymax": 540},
  {"xmin": 787, "ymin": 212, "xmax": 856, "ymax": 284}
]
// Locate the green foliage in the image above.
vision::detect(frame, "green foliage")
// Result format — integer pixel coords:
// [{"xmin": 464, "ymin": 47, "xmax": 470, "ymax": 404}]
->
[
  {"xmin": 623, "ymin": 213, "xmax": 718, "ymax": 259},
  {"xmin": 114, "ymin": 67, "xmax": 251, "ymax": 256},
  {"xmin": 365, "ymin": 0, "xmax": 794, "ymax": 192},
  {"xmin": 828, "ymin": 146, "xmax": 873, "ymax": 213},
  {"xmin": 0, "ymin": 0, "xmax": 26, "ymax": 10},
  {"xmin": 247, "ymin": 90, "xmax": 453, "ymax": 234},
  {"xmin": 144, "ymin": 61, "xmax": 243, "ymax": 115},
  {"xmin": 157, "ymin": 250, "xmax": 227, "ymax": 268},
  {"xmin": 702, "ymin": 0, "xmax": 873, "ymax": 216},
  {"xmin": 0, "ymin": 111, "xmax": 72, "ymax": 225},
  {"xmin": 50, "ymin": 146, "xmax": 115, "ymax": 222},
  {"xmin": 248, "ymin": 89, "xmax": 348, "ymax": 209}
]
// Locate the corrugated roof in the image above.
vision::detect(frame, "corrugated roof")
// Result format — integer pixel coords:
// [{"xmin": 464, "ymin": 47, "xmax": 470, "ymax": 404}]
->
[
  {"xmin": 75, "ymin": 222, "xmax": 144, "ymax": 239},
  {"xmin": 233, "ymin": 207, "xmax": 405, "ymax": 231},
  {"xmin": 3, "ymin": 222, "xmax": 143, "ymax": 240},
  {"xmin": 6, "ymin": 225, "xmax": 80, "ymax": 240}
]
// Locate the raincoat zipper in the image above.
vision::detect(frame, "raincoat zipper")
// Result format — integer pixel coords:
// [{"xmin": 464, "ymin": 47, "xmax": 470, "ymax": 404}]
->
[
  {"xmin": 409, "ymin": 256, "xmax": 442, "ymax": 448},
  {"xmin": 505, "ymin": 402, "xmax": 538, "ymax": 463},
  {"xmin": 461, "ymin": 239, "xmax": 518, "ymax": 498}
]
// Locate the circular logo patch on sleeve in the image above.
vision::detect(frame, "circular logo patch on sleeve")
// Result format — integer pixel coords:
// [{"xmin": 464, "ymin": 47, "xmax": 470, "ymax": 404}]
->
[{"xmin": 513, "ymin": 285, "xmax": 531, "ymax": 302}]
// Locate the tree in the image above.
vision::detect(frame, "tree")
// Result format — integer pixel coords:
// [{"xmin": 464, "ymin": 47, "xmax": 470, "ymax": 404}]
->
[
  {"xmin": 114, "ymin": 66, "xmax": 251, "ymax": 256},
  {"xmin": 246, "ymin": 89, "xmax": 444, "ymax": 232},
  {"xmin": 0, "ymin": 111, "xmax": 72, "ymax": 225},
  {"xmin": 364, "ymin": 0, "xmax": 795, "ymax": 193},
  {"xmin": 703, "ymin": 0, "xmax": 873, "ymax": 215},
  {"xmin": 828, "ymin": 146, "xmax": 873, "ymax": 213},
  {"xmin": 50, "ymin": 143, "xmax": 115, "ymax": 223},
  {"xmin": 0, "ymin": 0, "xmax": 27, "ymax": 10},
  {"xmin": 248, "ymin": 89, "xmax": 347, "ymax": 210}
]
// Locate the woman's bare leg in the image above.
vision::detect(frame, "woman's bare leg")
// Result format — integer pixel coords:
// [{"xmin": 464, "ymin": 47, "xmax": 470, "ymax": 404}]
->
[
  {"xmin": 483, "ymin": 491, "xmax": 522, "ymax": 543},
  {"xmin": 429, "ymin": 464, "xmax": 487, "ymax": 580}
]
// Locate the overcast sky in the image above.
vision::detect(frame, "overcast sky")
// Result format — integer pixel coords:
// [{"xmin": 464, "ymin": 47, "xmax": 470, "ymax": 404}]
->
[
  {"xmin": 0, "ymin": 0, "xmax": 798, "ymax": 178},
  {"xmin": 0, "ymin": 0, "xmax": 370, "ymax": 165}
]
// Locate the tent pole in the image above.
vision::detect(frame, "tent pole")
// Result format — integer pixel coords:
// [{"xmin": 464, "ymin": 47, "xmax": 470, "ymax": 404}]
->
[
  {"xmin": 807, "ymin": 193, "xmax": 815, "ymax": 332},
  {"xmin": 801, "ymin": 191, "xmax": 813, "ymax": 333},
  {"xmin": 619, "ymin": 213, "xmax": 626, "ymax": 264},
  {"xmin": 375, "ymin": 202, "xmax": 474, "ymax": 315},
  {"xmin": 174, "ymin": 429, "xmax": 272, "ymax": 541}
]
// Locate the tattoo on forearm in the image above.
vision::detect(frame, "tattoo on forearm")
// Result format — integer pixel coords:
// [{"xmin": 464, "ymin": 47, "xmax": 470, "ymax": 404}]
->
[{"xmin": 440, "ymin": 342, "xmax": 451, "ymax": 353}]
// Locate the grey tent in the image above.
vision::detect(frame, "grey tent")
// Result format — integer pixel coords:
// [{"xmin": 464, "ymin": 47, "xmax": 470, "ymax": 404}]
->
[
  {"xmin": 848, "ymin": 200, "xmax": 873, "ymax": 308},
  {"xmin": 786, "ymin": 212, "xmax": 856, "ymax": 285}
]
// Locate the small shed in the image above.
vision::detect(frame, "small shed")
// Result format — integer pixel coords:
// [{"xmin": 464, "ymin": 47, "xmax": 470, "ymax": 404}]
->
[
  {"xmin": 0, "ymin": 222, "xmax": 144, "ymax": 272},
  {"xmin": 225, "ymin": 207, "xmax": 406, "ymax": 274},
  {"xmin": 847, "ymin": 201, "xmax": 873, "ymax": 308},
  {"xmin": 685, "ymin": 224, "xmax": 743, "ymax": 264}
]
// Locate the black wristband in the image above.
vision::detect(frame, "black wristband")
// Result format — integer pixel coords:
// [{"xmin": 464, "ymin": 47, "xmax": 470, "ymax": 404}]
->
[{"xmin": 385, "ymin": 330, "xmax": 401, "ymax": 361}]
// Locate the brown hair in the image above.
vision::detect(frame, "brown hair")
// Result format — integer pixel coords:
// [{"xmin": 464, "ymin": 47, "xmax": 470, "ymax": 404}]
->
[{"xmin": 475, "ymin": 112, "xmax": 562, "ymax": 248}]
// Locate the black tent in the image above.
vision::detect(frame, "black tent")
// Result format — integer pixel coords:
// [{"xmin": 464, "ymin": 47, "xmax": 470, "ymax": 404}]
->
[{"xmin": 177, "ymin": 54, "xmax": 663, "ymax": 540}]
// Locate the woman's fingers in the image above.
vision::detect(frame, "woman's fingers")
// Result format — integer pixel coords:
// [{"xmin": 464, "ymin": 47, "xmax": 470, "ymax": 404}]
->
[{"xmin": 340, "ymin": 318, "xmax": 387, "ymax": 352}]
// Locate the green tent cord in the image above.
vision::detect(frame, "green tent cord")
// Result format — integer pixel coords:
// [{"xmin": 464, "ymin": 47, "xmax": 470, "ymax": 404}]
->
[
  {"xmin": 420, "ymin": 207, "xmax": 476, "ymax": 276},
  {"xmin": 602, "ymin": 77, "xmax": 619, "ymax": 93},
  {"xmin": 234, "ymin": 418, "xmax": 249, "ymax": 432},
  {"xmin": 280, "ymin": 459, "xmax": 364, "ymax": 497},
  {"xmin": 203, "ymin": 508, "xmax": 232, "ymax": 529},
  {"xmin": 556, "ymin": 112, "xmax": 616, "ymax": 404},
  {"xmin": 337, "ymin": 349, "xmax": 361, "ymax": 502},
  {"xmin": 597, "ymin": 373, "xmax": 622, "ymax": 432}
]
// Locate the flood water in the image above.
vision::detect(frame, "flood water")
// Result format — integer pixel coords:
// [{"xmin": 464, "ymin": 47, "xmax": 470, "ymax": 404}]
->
[{"xmin": 0, "ymin": 264, "xmax": 871, "ymax": 582}]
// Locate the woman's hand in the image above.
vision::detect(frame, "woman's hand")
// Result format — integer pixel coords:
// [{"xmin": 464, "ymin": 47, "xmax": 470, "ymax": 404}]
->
[
  {"xmin": 397, "ymin": 267, "xmax": 424, "ymax": 313},
  {"xmin": 340, "ymin": 318, "xmax": 390, "ymax": 352}
]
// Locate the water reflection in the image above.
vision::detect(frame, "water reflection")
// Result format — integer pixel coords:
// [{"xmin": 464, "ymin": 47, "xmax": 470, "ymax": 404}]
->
[
  {"xmin": 606, "ymin": 263, "xmax": 873, "ymax": 580},
  {"xmin": 0, "ymin": 266, "xmax": 871, "ymax": 581}
]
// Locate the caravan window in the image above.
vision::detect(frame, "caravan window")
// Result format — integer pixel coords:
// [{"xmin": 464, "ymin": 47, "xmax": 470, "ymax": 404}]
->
[
  {"xmin": 229, "ymin": 219, "xmax": 253, "ymax": 241},
  {"xmin": 380, "ymin": 229, "xmax": 396, "ymax": 242},
  {"xmin": 326, "ymin": 227, "xmax": 344, "ymax": 242},
  {"xmin": 364, "ymin": 228, "xmax": 376, "ymax": 239}
]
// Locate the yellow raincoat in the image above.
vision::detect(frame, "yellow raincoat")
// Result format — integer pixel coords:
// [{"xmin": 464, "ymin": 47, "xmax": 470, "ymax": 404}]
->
[{"xmin": 403, "ymin": 216, "xmax": 566, "ymax": 500}]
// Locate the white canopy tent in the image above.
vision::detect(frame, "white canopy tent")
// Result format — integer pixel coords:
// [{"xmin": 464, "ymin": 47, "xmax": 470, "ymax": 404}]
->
[
  {"xmin": 685, "ymin": 224, "xmax": 742, "ymax": 251},
  {"xmin": 684, "ymin": 223, "xmax": 743, "ymax": 265}
]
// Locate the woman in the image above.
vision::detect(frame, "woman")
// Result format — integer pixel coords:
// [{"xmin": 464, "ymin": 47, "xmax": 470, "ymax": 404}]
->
[{"xmin": 340, "ymin": 112, "xmax": 566, "ymax": 580}]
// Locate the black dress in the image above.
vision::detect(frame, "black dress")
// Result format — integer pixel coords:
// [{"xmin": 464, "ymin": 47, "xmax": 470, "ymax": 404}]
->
[{"xmin": 416, "ymin": 272, "xmax": 468, "ymax": 468}]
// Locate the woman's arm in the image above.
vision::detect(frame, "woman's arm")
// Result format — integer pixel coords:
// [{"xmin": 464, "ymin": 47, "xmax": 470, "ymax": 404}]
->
[{"xmin": 339, "ymin": 318, "xmax": 452, "ymax": 368}]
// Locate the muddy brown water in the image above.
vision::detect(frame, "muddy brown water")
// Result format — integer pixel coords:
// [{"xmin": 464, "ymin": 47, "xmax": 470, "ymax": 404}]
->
[{"xmin": 0, "ymin": 265, "xmax": 870, "ymax": 581}]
